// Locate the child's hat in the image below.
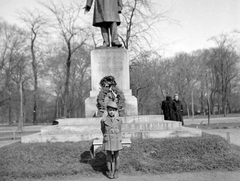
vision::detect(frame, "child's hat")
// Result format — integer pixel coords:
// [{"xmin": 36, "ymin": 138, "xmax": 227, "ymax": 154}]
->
[{"xmin": 107, "ymin": 101, "xmax": 118, "ymax": 109}]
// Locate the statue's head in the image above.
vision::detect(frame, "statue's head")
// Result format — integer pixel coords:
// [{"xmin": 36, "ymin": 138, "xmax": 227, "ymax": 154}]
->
[{"xmin": 99, "ymin": 75, "xmax": 117, "ymax": 90}]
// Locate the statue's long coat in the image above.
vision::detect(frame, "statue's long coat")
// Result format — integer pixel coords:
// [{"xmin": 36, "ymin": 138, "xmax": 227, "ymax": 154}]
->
[{"xmin": 86, "ymin": 0, "xmax": 123, "ymax": 27}]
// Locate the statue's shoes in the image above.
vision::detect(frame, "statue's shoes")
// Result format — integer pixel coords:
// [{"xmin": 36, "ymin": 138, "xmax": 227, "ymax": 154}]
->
[
  {"xmin": 112, "ymin": 42, "xmax": 122, "ymax": 47},
  {"xmin": 97, "ymin": 44, "xmax": 110, "ymax": 49},
  {"xmin": 101, "ymin": 44, "xmax": 110, "ymax": 47}
]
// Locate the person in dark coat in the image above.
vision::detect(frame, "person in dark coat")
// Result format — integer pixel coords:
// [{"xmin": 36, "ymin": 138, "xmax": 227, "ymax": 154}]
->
[
  {"xmin": 84, "ymin": 0, "xmax": 123, "ymax": 47},
  {"xmin": 161, "ymin": 96, "xmax": 174, "ymax": 120},
  {"xmin": 173, "ymin": 94, "xmax": 184, "ymax": 125},
  {"xmin": 101, "ymin": 101, "xmax": 122, "ymax": 179}
]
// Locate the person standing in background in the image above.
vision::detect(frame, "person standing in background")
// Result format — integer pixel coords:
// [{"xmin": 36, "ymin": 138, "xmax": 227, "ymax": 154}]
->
[
  {"xmin": 161, "ymin": 96, "xmax": 175, "ymax": 121},
  {"xmin": 173, "ymin": 94, "xmax": 184, "ymax": 125}
]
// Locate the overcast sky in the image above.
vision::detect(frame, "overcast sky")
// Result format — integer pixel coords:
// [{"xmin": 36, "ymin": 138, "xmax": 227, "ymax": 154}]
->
[{"xmin": 0, "ymin": 0, "xmax": 240, "ymax": 57}]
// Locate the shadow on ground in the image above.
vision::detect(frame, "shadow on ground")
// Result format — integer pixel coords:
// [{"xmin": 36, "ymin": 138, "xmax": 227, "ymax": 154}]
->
[{"xmin": 80, "ymin": 148, "xmax": 108, "ymax": 177}]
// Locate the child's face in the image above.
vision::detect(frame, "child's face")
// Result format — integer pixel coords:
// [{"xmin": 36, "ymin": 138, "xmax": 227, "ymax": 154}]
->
[{"xmin": 107, "ymin": 107, "xmax": 116, "ymax": 117}]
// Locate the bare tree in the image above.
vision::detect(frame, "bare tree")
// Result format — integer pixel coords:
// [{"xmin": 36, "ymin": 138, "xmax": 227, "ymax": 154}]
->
[
  {"xmin": 119, "ymin": 0, "xmax": 167, "ymax": 49},
  {"xmin": 11, "ymin": 51, "xmax": 31, "ymax": 133},
  {"xmin": 43, "ymin": 43, "xmax": 66, "ymax": 118},
  {"xmin": 1, "ymin": 23, "xmax": 30, "ymax": 131},
  {"xmin": 43, "ymin": 41, "xmax": 90, "ymax": 118},
  {"xmin": 128, "ymin": 32, "xmax": 240, "ymax": 116},
  {"xmin": 130, "ymin": 51, "xmax": 157, "ymax": 114},
  {"xmin": 153, "ymin": 57, "xmax": 175, "ymax": 98},
  {"xmin": 209, "ymin": 34, "xmax": 240, "ymax": 116},
  {"xmin": 18, "ymin": 9, "xmax": 48, "ymax": 124},
  {"xmin": 0, "ymin": 21, "xmax": 28, "ymax": 125},
  {"xmin": 40, "ymin": 0, "xmax": 89, "ymax": 117}
]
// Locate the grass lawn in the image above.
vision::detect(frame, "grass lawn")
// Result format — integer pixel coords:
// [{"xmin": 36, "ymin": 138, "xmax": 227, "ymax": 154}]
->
[{"xmin": 1, "ymin": 134, "xmax": 240, "ymax": 181}]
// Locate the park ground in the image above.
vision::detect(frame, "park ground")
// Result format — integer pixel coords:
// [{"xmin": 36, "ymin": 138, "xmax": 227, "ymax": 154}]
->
[
  {"xmin": 0, "ymin": 114, "xmax": 240, "ymax": 181},
  {"xmin": 16, "ymin": 171, "xmax": 240, "ymax": 181}
]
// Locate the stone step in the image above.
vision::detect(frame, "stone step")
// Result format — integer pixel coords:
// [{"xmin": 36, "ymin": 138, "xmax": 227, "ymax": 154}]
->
[
  {"xmin": 41, "ymin": 121, "xmax": 181, "ymax": 134},
  {"xmin": 21, "ymin": 127, "xmax": 202, "ymax": 143},
  {"xmin": 122, "ymin": 127, "xmax": 202, "ymax": 139},
  {"xmin": 123, "ymin": 121, "xmax": 181, "ymax": 131},
  {"xmin": 56, "ymin": 115, "xmax": 165, "ymax": 126},
  {"xmin": 21, "ymin": 132, "xmax": 102, "ymax": 143}
]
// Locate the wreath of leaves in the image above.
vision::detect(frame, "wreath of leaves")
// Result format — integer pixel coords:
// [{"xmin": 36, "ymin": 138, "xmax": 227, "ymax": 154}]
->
[{"xmin": 96, "ymin": 76, "xmax": 125, "ymax": 112}]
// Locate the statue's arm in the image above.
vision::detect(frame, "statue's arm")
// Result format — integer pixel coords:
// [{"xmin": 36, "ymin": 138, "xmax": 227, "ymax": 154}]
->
[
  {"xmin": 85, "ymin": 0, "xmax": 93, "ymax": 11},
  {"xmin": 118, "ymin": 0, "xmax": 123, "ymax": 13}
]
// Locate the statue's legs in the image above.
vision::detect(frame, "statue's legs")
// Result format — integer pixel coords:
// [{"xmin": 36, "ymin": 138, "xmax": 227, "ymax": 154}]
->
[
  {"xmin": 101, "ymin": 25, "xmax": 110, "ymax": 47},
  {"xmin": 101, "ymin": 22, "xmax": 122, "ymax": 47},
  {"xmin": 110, "ymin": 22, "xmax": 121, "ymax": 47}
]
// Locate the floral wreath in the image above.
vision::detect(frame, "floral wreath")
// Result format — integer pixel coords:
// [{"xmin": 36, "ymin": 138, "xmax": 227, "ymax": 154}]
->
[{"xmin": 96, "ymin": 75, "xmax": 125, "ymax": 116}]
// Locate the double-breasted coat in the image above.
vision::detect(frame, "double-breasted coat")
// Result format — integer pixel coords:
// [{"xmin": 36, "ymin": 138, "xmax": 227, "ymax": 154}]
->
[
  {"xmin": 161, "ymin": 96, "xmax": 175, "ymax": 120},
  {"xmin": 101, "ymin": 116, "xmax": 122, "ymax": 151},
  {"xmin": 86, "ymin": 0, "xmax": 123, "ymax": 27},
  {"xmin": 173, "ymin": 100, "xmax": 184, "ymax": 125}
]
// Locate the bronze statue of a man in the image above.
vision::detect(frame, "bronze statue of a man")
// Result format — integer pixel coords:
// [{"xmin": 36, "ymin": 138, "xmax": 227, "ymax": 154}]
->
[{"xmin": 84, "ymin": 0, "xmax": 123, "ymax": 48}]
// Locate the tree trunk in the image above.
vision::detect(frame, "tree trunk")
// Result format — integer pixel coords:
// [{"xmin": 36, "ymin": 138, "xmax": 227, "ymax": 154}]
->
[
  {"xmin": 210, "ymin": 92, "xmax": 215, "ymax": 115},
  {"xmin": 63, "ymin": 54, "xmax": 71, "ymax": 118},
  {"xmin": 17, "ymin": 81, "xmax": 24, "ymax": 133},
  {"xmin": 187, "ymin": 106, "xmax": 190, "ymax": 118},
  {"xmin": 55, "ymin": 96, "xmax": 58, "ymax": 119},
  {"xmin": 33, "ymin": 78, "xmax": 38, "ymax": 124},
  {"xmin": 222, "ymin": 91, "xmax": 226, "ymax": 117},
  {"xmin": 227, "ymin": 100, "xmax": 231, "ymax": 113},
  {"xmin": 206, "ymin": 72, "xmax": 211, "ymax": 125},
  {"xmin": 200, "ymin": 88, "xmax": 204, "ymax": 114},
  {"xmin": 8, "ymin": 98, "xmax": 12, "ymax": 125},
  {"xmin": 191, "ymin": 89, "xmax": 194, "ymax": 121},
  {"xmin": 207, "ymin": 98, "xmax": 211, "ymax": 125},
  {"xmin": 5, "ymin": 69, "xmax": 12, "ymax": 125},
  {"xmin": 218, "ymin": 94, "xmax": 221, "ymax": 114},
  {"xmin": 31, "ymin": 36, "xmax": 38, "ymax": 125},
  {"xmin": 221, "ymin": 60, "xmax": 227, "ymax": 117}
]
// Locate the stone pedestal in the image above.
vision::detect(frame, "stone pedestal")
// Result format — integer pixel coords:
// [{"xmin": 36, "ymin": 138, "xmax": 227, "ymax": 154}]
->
[{"xmin": 85, "ymin": 48, "xmax": 138, "ymax": 117}]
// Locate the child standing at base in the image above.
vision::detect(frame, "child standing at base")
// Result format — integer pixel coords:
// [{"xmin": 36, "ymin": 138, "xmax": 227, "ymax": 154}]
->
[{"xmin": 101, "ymin": 101, "xmax": 122, "ymax": 179}]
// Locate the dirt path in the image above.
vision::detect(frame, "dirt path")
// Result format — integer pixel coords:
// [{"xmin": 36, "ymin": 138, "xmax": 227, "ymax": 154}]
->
[{"xmin": 16, "ymin": 171, "xmax": 240, "ymax": 181}]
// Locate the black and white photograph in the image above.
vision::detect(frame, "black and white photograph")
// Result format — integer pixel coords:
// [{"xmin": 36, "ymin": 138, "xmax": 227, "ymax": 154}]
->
[{"xmin": 0, "ymin": 0, "xmax": 240, "ymax": 181}]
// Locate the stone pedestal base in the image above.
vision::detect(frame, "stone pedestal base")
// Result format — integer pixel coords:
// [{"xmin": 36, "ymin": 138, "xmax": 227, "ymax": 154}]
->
[
  {"xmin": 85, "ymin": 97, "xmax": 98, "ymax": 117},
  {"xmin": 85, "ymin": 48, "xmax": 138, "ymax": 117},
  {"xmin": 124, "ymin": 95, "xmax": 138, "ymax": 116}
]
